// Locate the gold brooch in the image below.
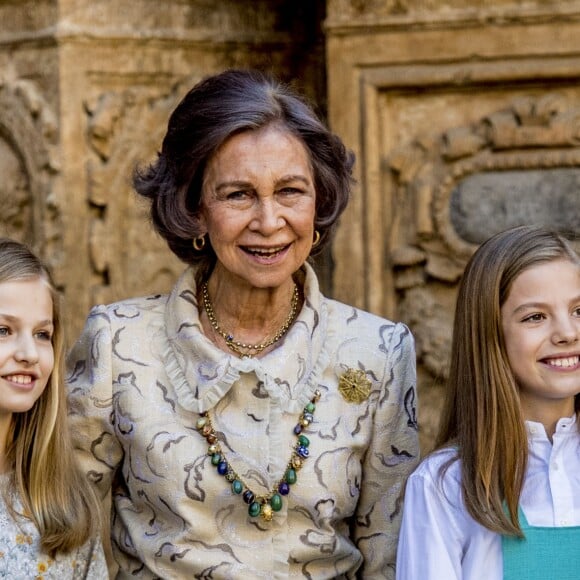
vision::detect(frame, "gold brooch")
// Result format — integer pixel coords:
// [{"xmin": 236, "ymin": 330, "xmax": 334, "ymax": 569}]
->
[{"xmin": 338, "ymin": 368, "xmax": 372, "ymax": 404}]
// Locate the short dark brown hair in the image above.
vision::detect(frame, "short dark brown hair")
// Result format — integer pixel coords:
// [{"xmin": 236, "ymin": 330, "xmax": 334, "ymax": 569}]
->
[{"xmin": 133, "ymin": 69, "xmax": 354, "ymax": 269}]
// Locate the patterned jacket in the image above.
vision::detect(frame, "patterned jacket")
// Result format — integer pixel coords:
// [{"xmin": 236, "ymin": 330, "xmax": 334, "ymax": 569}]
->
[{"xmin": 67, "ymin": 263, "xmax": 419, "ymax": 579}]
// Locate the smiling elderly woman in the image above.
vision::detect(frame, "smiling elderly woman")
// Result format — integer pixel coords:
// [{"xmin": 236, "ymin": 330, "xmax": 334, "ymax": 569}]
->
[{"xmin": 67, "ymin": 69, "xmax": 419, "ymax": 579}]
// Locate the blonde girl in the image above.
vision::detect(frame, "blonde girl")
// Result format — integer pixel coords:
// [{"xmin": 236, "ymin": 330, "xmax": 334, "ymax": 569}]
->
[
  {"xmin": 0, "ymin": 238, "xmax": 107, "ymax": 578},
  {"xmin": 396, "ymin": 225, "xmax": 580, "ymax": 579}
]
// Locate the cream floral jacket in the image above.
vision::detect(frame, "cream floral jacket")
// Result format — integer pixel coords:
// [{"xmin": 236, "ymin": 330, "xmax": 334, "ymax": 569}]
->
[{"xmin": 67, "ymin": 263, "xmax": 419, "ymax": 579}]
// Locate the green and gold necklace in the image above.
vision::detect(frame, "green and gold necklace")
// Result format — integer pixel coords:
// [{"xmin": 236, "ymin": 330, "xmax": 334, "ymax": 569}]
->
[{"xmin": 196, "ymin": 389, "xmax": 321, "ymax": 521}]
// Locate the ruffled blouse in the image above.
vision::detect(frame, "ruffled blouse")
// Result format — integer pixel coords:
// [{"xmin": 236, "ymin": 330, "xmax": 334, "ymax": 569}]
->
[{"xmin": 67, "ymin": 263, "xmax": 419, "ymax": 579}]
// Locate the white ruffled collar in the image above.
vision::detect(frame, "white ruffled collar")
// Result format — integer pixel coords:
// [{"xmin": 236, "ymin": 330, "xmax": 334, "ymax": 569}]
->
[{"xmin": 162, "ymin": 262, "xmax": 330, "ymax": 414}]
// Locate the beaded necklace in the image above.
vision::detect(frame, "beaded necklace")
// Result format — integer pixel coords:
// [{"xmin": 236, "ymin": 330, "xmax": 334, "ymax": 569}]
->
[
  {"xmin": 201, "ymin": 282, "xmax": 299, "ymax": 358},
  {"xmin": 196, "ymin": 389, "xmax": 321, "ymax": 521}
]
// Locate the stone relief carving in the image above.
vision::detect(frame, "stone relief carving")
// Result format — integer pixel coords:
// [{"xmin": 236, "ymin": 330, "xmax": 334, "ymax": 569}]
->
[
  {"xmin": 0, "ymin": 78, "xmax": 60, "ymax": 273},
  {"xmin": 327, "ymin": 0, "xmax": 573, "ymax": 26},
  {"xmin": 388, "ymin": 93, "xmax": 580, "ymax": 380},
  {"xmin": 0, "ymin": 137, "xmax": 31, "ymax": 242},
  {"xmin": 84, "ymin": 82, "xmax": 192, "ymax": 306}
]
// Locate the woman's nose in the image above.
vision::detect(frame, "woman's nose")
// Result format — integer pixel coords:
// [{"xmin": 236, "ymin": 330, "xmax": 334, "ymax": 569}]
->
[
  {"xmin": 250, "ymin": 198, "xmax": 284, "ymax": 233},
  {"xmin": 14, "ymin": 335, "xmax": 39, "ymax": 365}
]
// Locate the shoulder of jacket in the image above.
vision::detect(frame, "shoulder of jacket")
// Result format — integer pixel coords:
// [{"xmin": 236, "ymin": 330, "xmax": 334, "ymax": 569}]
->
[
  {"xmin": 89, "ymin": 293, "xmax": 168, "ymax": 325},
  {"xmin": 325, "ymin": 296, "xmax": 410, "ymax": 339}
]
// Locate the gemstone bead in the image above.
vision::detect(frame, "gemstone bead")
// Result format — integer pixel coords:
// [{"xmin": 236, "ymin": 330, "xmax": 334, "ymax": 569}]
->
[
  {"xmin": 261, "ymin": 503, "xmax": 274, "ymax": 521},
  {"xmin": 196, "ymin": 388, "xmax": 321, "ymax": 523},
  {"xmin": 270, "ymin": 493, "xmax": 283, "ymax": 512},
  {"xmin": 248, "ymin": 501, "xmax": 261, "ymax": 517},
  {"xmin": 286, "ymin": 468, "xmax": 297, "ymax": 484}
]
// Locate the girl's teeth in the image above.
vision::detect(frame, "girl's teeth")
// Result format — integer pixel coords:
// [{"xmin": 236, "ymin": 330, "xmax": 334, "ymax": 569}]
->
[
  {"xmin": 6, "ymin": 374, "xmax": 33, "ymax": 384},
  {"xmin": 547, "ymin": 356, "xmax": 579, "ymax": 368}
]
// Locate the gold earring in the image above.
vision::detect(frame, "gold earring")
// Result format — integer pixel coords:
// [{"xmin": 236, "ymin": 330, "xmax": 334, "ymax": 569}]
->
[
  {"xmin": 312, "ymin": 230, "xmax": 321, "ymax": 248},
  {"xmin": 193, "ymin": 235, "xmax": 206, "ymax": 251}
]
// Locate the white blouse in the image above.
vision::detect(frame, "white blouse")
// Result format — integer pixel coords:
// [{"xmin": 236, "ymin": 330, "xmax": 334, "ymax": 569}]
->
[{"xmin": 396, "ymin": 416, "xmax": 580, "ymax": 579}]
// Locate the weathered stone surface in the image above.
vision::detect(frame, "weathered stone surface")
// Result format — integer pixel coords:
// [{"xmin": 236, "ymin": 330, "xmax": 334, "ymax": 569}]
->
[
  {"xmin": 451, "ymin": 168, "xmax": 580, "ymax": 244},
  {"xmin": 327, "ymin": 0, "xmax": 580, "ymax": 451},
  {"xmin": 0, "ymin": 78, "xmax": 60, "ymax": 265}
]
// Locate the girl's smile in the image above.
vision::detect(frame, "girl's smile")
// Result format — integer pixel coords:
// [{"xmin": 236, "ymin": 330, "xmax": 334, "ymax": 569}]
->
[
  {"xmin": 2, "ymin": 373, "xmax": 39, "ymax": 388},
  {"xmin": 0, "ymin": 277, "xmax": 54, "ymax": 422},
  {"xmin": 540, "ymin": 355, "xmax": 580, "ymax": 369},
  {"xmin": 501, "ymin": 258, "xmax": 580, "ymax": 430}
]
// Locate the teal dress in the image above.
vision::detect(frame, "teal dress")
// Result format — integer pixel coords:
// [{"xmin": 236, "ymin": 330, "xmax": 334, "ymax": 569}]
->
[{"xmin": 502, "ymin": 507, "xmax": 580, "ymax": 579}]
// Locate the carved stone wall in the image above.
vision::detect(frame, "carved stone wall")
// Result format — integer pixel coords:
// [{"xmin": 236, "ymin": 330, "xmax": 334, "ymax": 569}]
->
[
  {"xmin": 0, "ymin": 0, "xmax": 326, "ymax": 341},
  {"xmin": 0, "ymin": 78, "xmax": 60, "ymax": 271},
  {"xmin": 326, "ymin": 0, "xmax": 580, "ymax": 451}
]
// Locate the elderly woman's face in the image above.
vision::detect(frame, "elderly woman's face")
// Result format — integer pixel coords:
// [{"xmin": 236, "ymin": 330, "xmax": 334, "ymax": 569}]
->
[{"xmin": 199, "ymin": 124, "xmax": 316, "ymax": 290}]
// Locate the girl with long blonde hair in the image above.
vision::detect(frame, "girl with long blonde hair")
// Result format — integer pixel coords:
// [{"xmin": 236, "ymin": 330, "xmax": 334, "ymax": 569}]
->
[
  {"xmin": 0, "ymin": 238, "xmax": 107, "ymax": 577},
  {"xmin": 397, "ymin": 225, "xmax": 580, "ymax": 579}
]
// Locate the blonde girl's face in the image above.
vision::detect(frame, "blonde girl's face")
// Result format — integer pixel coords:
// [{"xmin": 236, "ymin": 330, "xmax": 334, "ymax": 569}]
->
[
  {"xmin": 501, "ymin": 259, "xmax": 580, "ymax": 421},
  {"xmin": 0, "ymin": 277, "xmax": 54, "ymax": 424}
]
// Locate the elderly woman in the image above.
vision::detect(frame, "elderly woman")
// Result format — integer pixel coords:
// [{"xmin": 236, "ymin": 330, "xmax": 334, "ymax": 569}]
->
[{"xmin": 67, "ymin": 69, "xmax": 419, "ymax": 579}]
